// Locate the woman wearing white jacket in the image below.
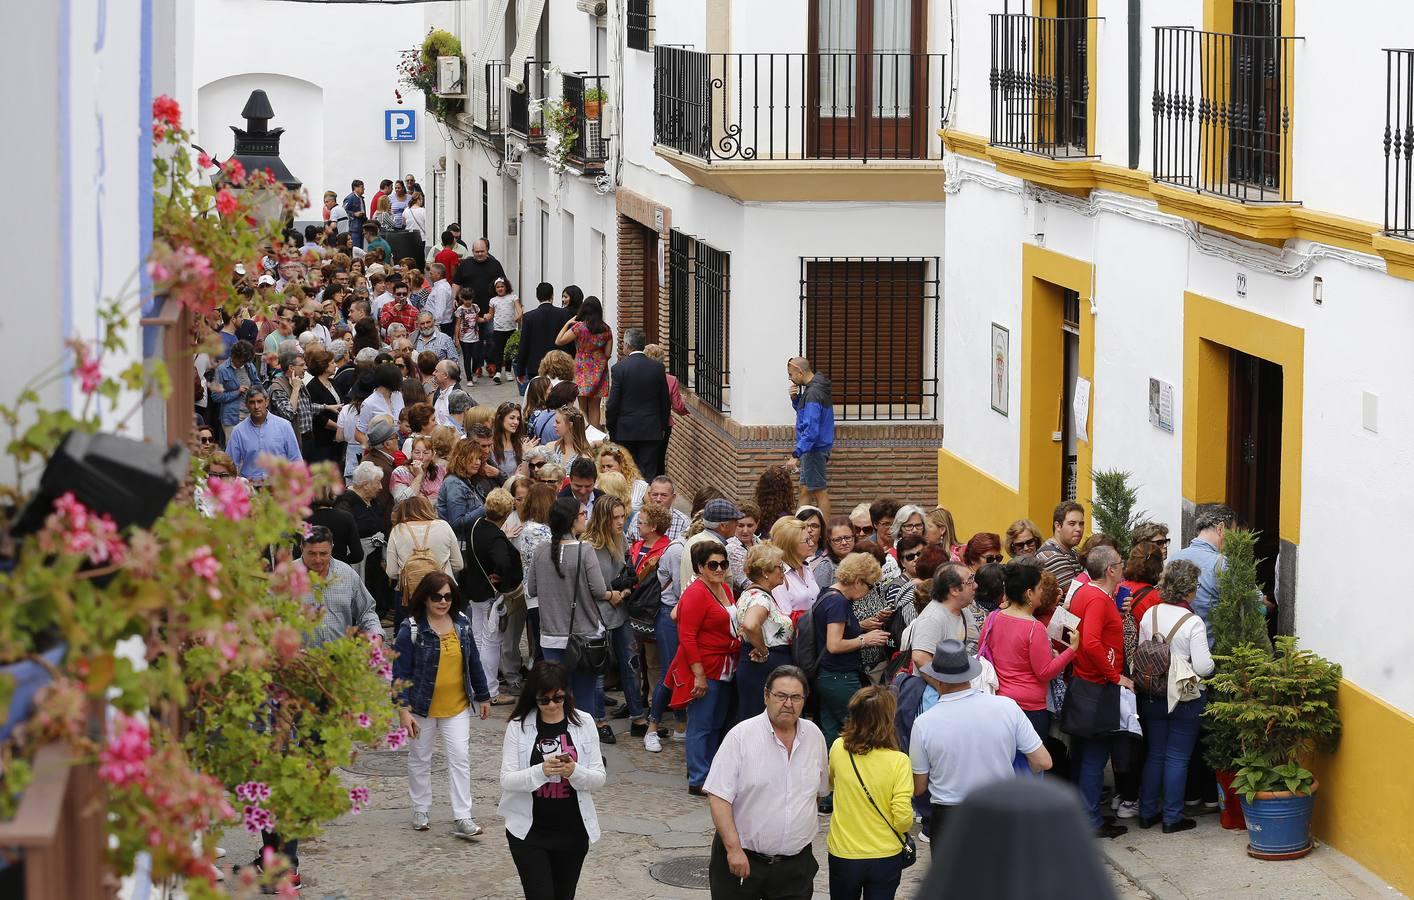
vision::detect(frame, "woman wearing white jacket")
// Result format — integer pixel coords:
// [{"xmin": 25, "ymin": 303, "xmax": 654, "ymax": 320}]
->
[
  {"xmin": 499, "ymin": 659, "xmax": 606, "ymax": 900},
  {"xmin": 1135, "ymin": 559, "xmax": 1215, "ymax": 834}
]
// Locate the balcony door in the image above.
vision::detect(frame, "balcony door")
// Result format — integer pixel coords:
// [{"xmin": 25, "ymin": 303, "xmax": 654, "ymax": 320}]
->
[
  {"xmin": 1229, "ymin": 0, "xmax": 1283, "ymax": 189},
  {"xmin": 809, "ymin": 0, "xmax": 926, "ymax": 159}
]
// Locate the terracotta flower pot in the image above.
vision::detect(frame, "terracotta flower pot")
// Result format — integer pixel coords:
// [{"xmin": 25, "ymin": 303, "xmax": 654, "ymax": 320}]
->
[
  {"xmin": 584, "ymin": 99, "xmax": 602, "ymax": 120},
  {"xmin": 1216, "ymin": 769, "xmax": 1247, "ymax": 830}
]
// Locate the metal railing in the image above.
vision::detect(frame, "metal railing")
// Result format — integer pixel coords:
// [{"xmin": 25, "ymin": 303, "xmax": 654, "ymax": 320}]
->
[
  {"xmin": 627, "ymin": 0, "xmax": 653, "ymax": 52},
  {"xmin": 1152, "ymin": 26, "xmax": 1301, "ymax": 202},
  {"xmin": 692, "ymin": 240, "xmax": 730, "ymax": 412},
  {"xmin": 799, "ymin": 257, "xmax": 939, "ymax": 422},
  {"xmin": 562, "ymin": 73, "xmax": 610, "ymax": 169},
  {"xmin": 1385, "ymin": 49, "xmax": 1414, "ymax": 237},
  {"xmin": 667, "ymin": 229, "xmax": 691, "ymax": 385},
  {"xmin": 654, "ymin": 46, "xmax": 947, "ymax": 162},
  {"xmin": 990, "ymin": 13, "xmax": 1097, "ymax": 157},
  {"xmin": 472, "ymin": 60, "xmax": 508, "ymax": 134},
  {"xmin": 506, "ymin": 58, "xmax": 546, "ymax": 142}
]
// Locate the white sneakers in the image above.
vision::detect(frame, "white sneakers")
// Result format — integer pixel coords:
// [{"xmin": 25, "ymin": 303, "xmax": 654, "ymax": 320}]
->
[
  {"xmin": 1116, "ymin": 800, "xmax": 1139, "ymax": 819},
  {"xmin": 643, "ymin": 731, "xmax": 662, "ymax": 753},
  {"xmin": 452, "ymin": 819, "xmax": 484, "ymax": 840},
  {"xmin": 412, "ymin": 811, "xmax": 430, "ymax": 831}
]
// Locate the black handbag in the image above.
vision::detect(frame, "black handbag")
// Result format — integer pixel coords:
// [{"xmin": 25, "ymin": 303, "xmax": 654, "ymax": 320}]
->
[
  {"xmin": 562, "ymin": 544, "xmax": 613, "ymax": 677},
  {"xmin": 1060, "ymin": 676, "xmax": 1121, "ymax": 738},
  {"xmin": 848, "ymin": 752, "xmax": 916, "ymax": 869}
]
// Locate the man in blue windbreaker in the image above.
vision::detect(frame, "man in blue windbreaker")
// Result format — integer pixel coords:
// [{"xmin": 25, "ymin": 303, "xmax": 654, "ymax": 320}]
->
[{"xmin": 786, "ymin": 356, "xmax": 834, "ymax": 517}]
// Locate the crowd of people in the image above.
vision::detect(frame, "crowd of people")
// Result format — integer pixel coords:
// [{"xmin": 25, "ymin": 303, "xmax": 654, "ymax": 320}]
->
[{"xmin": 191, "ymin": 195, "xmax": 1248, "ymax": 899}]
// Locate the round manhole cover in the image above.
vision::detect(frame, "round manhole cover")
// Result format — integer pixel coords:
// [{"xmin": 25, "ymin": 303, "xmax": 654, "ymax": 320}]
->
[
  {"xmin": 342, "ymin": 750, "xmax": 446, "ymax": 777},
  {"xmin": 649, "ymin": 855, "xmax": 712, "ymax": 890}
]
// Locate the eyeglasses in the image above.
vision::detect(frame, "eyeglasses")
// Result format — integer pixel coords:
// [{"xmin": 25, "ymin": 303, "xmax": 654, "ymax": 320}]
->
[
  {"xmin": 768, "ymin": 691, "xmax": 805, "ymax": 705},
  {"xmin": 901, "ymin": 551, "xmax": 922, "ymax": 562},
  {"xmin": 208, "ymin": 470, "xmax": 232, "ymax": 479},
  {"xmin": 536, "ymin": 693, "xmax": 566, "ymax": 706},
  {"xmin": 829, "ymin": 535, "xmax": 854, "ymax": 546},
  {"xmin": 701, "ymin": 560, "xmax": 728, "ymax": 571},
  {"xmin": 899, "ymin": 522, "xmax": 924, "ymax": 533},
  {"xmin": 982, "ymin": 554, "xmax": 1004, "ymax": 564},
  {"xmin": 1152, "ymin": 538, "xmax": 1171, "ymax": 547},
  {"xmin": 1011, "ymin": 538, "xmax": 1040, "ymax": 553}
]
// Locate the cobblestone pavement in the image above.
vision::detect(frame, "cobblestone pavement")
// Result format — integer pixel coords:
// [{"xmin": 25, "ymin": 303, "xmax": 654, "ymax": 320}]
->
[{"xmin": 218, "ymin": 699, "xmax": 1149, "ymax": 899}]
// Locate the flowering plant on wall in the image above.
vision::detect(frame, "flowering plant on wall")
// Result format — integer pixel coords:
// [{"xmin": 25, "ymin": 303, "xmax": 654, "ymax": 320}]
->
[
  {"xmin": 0, "ymin": 96, "xmax": 396, "ymax": 898},
  {"xmin": 397, "ymin": 27, "xmax": 465, "ymax": 123}
]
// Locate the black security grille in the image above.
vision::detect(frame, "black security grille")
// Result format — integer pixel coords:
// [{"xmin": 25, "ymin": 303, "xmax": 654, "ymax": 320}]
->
[
  {"xmin": 628, "ymin": 0, "xmax": 653, "ymax": 52},
  {"xmin": 1152, "ymin": 23, "xmax": 1299, "ymax": 202},
  {"xmin": 990, "ymin": 10, "xmax": 1096, "ymax": 156},
  {"xmin": 799, "ymin": 257, "xmax": 939, "ymax": 422},
  {"xmin": 562, "ymin": 72, "xmax": 610, "ymax": 169},
  {"xmin": 653, "ymin": 45, "xmax": 946, "ymax": 162},
  {"xmin": 692, "ymin": 241, "xmax": 730, "ymax": 412},
  {"xmin": 667, "ymin": 229, "xmax": 692, "ymax": 385},
  {"xmin": 1385, "ymin": 49, "xmax": 1414, "ymax": 237},
  {"xmin": 475, "ymin": 61, "xmax": 508, "ymax": 134},
  {"xmin": 507, "ymin": 58, "xmax": 546, "ymax": 142}
]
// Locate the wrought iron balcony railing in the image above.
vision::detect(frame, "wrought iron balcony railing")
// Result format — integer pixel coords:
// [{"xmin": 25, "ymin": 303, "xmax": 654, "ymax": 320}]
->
[
  {"xmin": 654, "ymin": 46, "xmax": 946, "ymax": 163},
  {"xmin": 506, "ymin": 58, "xmax": 546, "ymax": 143},
  {"xmin": 1384, "ymin": 49, "xmax": 1414, "ymax": 237},
  {"xmin": 471, "ymin": 60, "xmax": 508, "ymax": 135},
  {"xmin": 562, "ymin": 73, "xmax": 610, "ymax": 169},
  {"xmin": 1152, "ymin": 26, "xmax": 1300, "ymax": 203},
  {"xmin": 989, "ymin": 13, "xmax": 1098, "ymax": 157}
]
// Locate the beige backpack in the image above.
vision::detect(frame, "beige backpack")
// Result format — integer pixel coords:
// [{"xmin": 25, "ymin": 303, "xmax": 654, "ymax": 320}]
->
[{"xmin": 398, "ymin": 523, "xmax": 441, "ymax": 596}]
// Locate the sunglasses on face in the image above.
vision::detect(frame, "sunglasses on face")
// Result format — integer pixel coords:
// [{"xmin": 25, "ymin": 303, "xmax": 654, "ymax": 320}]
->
[
  {"xmin": 536, "ymin": 693, "xmax": 566, "ymax": 706},
  {"xmin": 529, "ymin": 461, "xmax": 545, "ymax": 470},
  {"xmin": 209, "ymin": 470, "xmax": 232, "ymax": 479},
  {"xmin": 701, "ymin": 560, "xmax": 728, "ymax": 572},
  {"xmin": 431, "ymin": 591, "xmax": 453, "ymax": 601},
  {"xmin": 983, "ymin": 554, "xmax": 1004, "ymax": 564},
  {"xmin": 1012, "ymin": 538, "xmax": 1040, "ymax": 553},
  {"xmin": 198, "ymin": 434, "xmax": 214, "ymax": 444},
  {"xmin": 902, "ymin": 551, "xmax": 922, "ymax": 562}
]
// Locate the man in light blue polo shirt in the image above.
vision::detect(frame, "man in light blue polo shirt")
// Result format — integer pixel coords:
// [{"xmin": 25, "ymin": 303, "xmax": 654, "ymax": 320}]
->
[
  {"xmin": 1168, "ymin": 504, "xmax": 1266, "ymax": 646},
  {"xmin": 226, "ymin": 386, "xmax": 302, "ymax": 483}
]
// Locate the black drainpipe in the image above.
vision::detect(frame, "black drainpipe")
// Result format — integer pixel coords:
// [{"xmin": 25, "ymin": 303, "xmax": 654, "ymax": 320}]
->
[{"xmin": 1128, "ymin": 0, "xmax": 1141, "ymax": 169}]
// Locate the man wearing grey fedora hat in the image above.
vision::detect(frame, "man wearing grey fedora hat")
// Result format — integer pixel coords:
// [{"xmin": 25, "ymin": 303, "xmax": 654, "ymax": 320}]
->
[{"xmin": 909, "ymin": 639, "xmax": 1051, "ymax": 858}]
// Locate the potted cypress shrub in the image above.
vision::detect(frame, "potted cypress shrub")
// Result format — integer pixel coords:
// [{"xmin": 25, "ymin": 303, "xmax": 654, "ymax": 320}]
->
[
  {"xmin": 1204, "ymin": 637, "xmax": 1341, "ymax": 859},
  {"xmin": 1090, "ymin": 469, "xmax": 1147, "ymax": 558},
  {"xmin": 1201, "ymin": 527, "xmax": 1272, "ymax": 829}
]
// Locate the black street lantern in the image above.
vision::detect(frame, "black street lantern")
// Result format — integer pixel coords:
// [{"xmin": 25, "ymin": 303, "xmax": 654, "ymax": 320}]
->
[{"xmin": 227, "ymin": 89, "xmax": 301, "ymax": 193}]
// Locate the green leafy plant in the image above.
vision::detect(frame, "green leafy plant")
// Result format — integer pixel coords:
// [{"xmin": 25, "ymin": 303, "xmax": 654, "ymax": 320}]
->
[
  {"xmin": 1090, "ymin": 469, "xmax": 1146, "ymax": 558},
  {"xmin": 1208, "ymin": 528, "xmax": 1272, "ymax": 661},
  {"xmin": 539, "ymin": 95, "xmax": 580, "ymax": 172},
  {"xmin": 396, "ymin": 28, "xmax": 465, "ymax": 122},
  {"xmin": 1204, "ymin": 637, "xmax": 1342, "ymax": 801},
  {"xmin": 583, "ymin": 87, "xmax": 608, "ymax": 103}
]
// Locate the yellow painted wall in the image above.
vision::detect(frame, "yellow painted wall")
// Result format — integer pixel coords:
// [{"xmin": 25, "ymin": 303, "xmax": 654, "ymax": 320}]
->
[
  {"xmin": 938, "ymin": 244, "xmax": 1094, "ymax": 534},
  {"xmin": 1311, "ymin": 680, "xmax": 1414, "ymax": 895}
]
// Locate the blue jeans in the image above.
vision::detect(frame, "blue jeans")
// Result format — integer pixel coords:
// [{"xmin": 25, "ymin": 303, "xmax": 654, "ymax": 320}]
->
[
  {"xmin": 594, "ymin": 623, "xmax": 645, "ymax": 720},
  {"xmin": 686, "ymin": 678, "xmax": 733, "ymax": 787},
  {"xmin": 1073, "ymin": 733, "xmax": 1113, "ymax": 827},
  {"xmin": 648, "ymin": 603, "xmax": 681, "ymax": 724},
  {"xmin": 827, "ymin": 852, "xmax": 905, "ymax": 900},
  {"xmin": 540, "ymin": 646, "xmax": 597, "ymax": 715},
  {"xmin": 1140, "ymin": 693, "xmax": 1206, "ymax": 824},
  {"xmin": 1016, "ymin": 709, "xmax": 1049, "ymax": 774}
]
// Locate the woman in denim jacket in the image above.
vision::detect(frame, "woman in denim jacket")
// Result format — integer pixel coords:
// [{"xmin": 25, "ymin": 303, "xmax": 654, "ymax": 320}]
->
[
  {"xmin": 209, "ymin": 340, "xmax": 260, "ymax": 427},
  {"xmin": 392, "ymin": 573, "xmax": 492, "ymax": 840}
]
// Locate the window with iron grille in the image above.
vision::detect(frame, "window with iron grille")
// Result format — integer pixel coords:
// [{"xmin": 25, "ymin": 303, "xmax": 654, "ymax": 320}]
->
[
  {"xmin": 989, "ymin": 3, "xmax": 1093, "ymax": 158},
  {"xmin": 666, "ymin": 229, "xmax": 731, "ymax": 412},
  {"xmin": 799, "ymin": 257, "xmax": 939, "ymax": 421},
  {"xmin": 627, "ymin": 0, "xmax": 653, "ymax": 52}
]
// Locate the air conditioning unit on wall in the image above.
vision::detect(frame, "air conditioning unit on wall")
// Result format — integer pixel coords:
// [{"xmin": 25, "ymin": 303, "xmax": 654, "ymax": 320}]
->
[
  {"xmin": 575, "ymin": 0, "xmax": 606, "ymax": 15},
  {"xmin": 437, "ymin": 56, "xmax": 466, "ymax": 98}
]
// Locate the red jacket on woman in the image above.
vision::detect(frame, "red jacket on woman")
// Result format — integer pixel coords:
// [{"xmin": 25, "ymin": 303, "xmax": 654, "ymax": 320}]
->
[
  {"xmin": 1070, "ymin": 583, "xmax": 1124, "ymax": 685},
  {"xmin": 666, "ymin": 579, "xmax": 740, "ymax": 708}
]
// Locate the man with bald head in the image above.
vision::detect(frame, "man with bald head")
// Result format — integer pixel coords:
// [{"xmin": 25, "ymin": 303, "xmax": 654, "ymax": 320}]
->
[
  {"xmin": 785, "ymin": 356, "xmax": 834, "ymax": 517},
  {"xmin": 452, "ymin": 238, "xmax": 508, "ymax": 330}
]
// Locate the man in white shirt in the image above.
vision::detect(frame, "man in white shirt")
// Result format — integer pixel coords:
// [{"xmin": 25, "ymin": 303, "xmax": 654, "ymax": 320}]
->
[
  {"xmin": 431, "ymin": 360, "xmax": 463, "ymax": 428},
  {"xmin": 705, "ymin": 666, "xmax": 828, "ymax": 899},
  {"xmin": 910, "ymin": 639, "xmax": 1051, "ymax": 858},
  {"xmin": 424, "ymin": 262, "xmax": 456, "ymax": 337}
]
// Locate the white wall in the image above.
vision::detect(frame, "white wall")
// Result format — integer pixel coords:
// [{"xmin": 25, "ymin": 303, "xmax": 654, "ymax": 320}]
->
[{"xmin": 192, "ymin": 0, "xmax": 444, "ymax": 216}]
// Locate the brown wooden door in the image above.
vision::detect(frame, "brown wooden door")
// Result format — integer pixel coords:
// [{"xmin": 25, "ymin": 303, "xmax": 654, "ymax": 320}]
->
[
  {"xmin": 1227, "ymin": 349, "xmax": 1283, "ymax": 633},
  {"xmin": 808, "ymin": 0, "xmax": 926, "ymax": 159}
]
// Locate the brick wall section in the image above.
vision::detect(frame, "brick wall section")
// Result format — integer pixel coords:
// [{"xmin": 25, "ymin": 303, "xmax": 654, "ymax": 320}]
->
[
  {"xmin": 665, "ymin": 393, "xmax": 944, "ymax": 513},
  {"xmin": 616, "ymin": 215, "xmax": 646, "ymax": 335}
]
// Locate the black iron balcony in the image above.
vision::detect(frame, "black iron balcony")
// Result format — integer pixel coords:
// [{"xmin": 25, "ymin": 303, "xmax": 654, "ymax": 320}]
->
[
  {"xmin": 989, "ymin": 13, "xmax": 1098, "ymax": 157},
  {"xmin": 472, "ymin": 61, "xmax": 508, "ymax": 136},
  {"xmin": 1152, "ymin": 26, "xmax": 1301, "ymax": 203},
  {"xmin": 654, "ymin": 46, "xmax": 946, "ymax": 163},
  {"xmin": 1385, "ymin": 49, "xmax": 1414, "ymax": 237},
  {"xmin": 562, "ymin": 73, "xmax": 610, "ymax": 170},
  {"xmin": 506, "ymin": 59, "xmax": 546, "ymax": 143}
]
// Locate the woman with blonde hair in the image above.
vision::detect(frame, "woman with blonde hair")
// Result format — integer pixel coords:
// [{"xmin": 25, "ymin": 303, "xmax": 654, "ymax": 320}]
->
[
  {"xmin": 1004, "ymin": 518, "xmax": 1045, "ymax": 559},
  {"xmin": 596, "ymin": 442, "xmax": 648, "ymax": 515},
  {"xmin": 595, "ymin": 471, "xmax": 632, "ymax": 509},
  {"xmin": 923, "ymin": 506, "xmax": 964, "ymax": 561},
  {"xmin": 436, "ymin": 438, "xmax": 488, "ymax": 531},
  {"xmin": 385, "ymin": 496, "xmax": 464, "ymax": 618},
  {"xmin": 826, "ymin": 686, "xmax": 914, "ymax": 900},
  {"xmin": 427, "ymin": 425, "xmax": 458, "ymax": 466},
  {"xmin": 583, "ymin": 495, "xmax": 647, "ymax": 742},
  {"xmin": 550, "ymin": 404, "xmax": 591, "ymax": 468},
  {"xmin": 537, "ymin": 349, "xmax": 576, "ymax": 383},
  {"xmin": 733, "ymin": 543, "xmax": 794, "ymax": 721},
  {"xmin": 769, "ymin": 516, "xmax": 818, "ymax": 616}
]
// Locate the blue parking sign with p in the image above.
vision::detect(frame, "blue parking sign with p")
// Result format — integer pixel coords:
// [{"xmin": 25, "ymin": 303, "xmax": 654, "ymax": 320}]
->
[{"xmin": 385, "ymin": 110, "xmax": 416, "ymax": 142}]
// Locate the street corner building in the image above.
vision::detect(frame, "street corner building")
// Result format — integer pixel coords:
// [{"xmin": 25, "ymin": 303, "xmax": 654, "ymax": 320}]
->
[{"xmin": 421, "ymin": 0, "xmax": 1414, "ymax": 890}]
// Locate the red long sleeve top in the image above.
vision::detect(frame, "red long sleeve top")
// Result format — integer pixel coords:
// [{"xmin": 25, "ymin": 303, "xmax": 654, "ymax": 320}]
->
[
  {"xmin": 672, "ymin": 579, "xmax": 741, "ymax": 682},
  {"xmin": 1069, "ymin": 583, "xmax": 1124, "ymax": 685}
]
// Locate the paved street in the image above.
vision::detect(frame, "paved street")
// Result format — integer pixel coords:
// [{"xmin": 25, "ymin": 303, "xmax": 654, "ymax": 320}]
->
[{"xmin": 217, "ymin": 699, "xmax": 1149, "ymax": 899}]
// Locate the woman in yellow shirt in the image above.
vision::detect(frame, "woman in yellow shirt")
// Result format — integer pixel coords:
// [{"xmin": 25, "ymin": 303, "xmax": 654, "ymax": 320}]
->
[{"xmin": 826, "ymin": 686, "xmax": 916, "ymax": 900}]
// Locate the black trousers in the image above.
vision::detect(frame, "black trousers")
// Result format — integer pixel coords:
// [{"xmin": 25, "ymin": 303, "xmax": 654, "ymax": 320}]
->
[
  {"xmin": 928, "ymin": 804, "xmax": 953, "ymax": 863},
  {"xmin": 508, "ymin": 829, "xmax": 589, "ymax": 900},
  {"xmin": 620, "ymin": 438, "xmax": 664, "ymax": 482},
  {"xmin": 709, "ymin": 833, "xmax": 817, "ymax": 900}
]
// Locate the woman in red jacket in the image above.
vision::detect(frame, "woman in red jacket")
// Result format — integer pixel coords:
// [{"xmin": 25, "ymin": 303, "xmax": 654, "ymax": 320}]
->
[{"xmin": 666, "ymin": 541, "xmax": 741, "ymax": 794}]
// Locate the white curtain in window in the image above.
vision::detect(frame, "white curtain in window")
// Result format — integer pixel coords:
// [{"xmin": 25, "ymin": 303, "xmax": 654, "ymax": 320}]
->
[
  {"xmin": 872, "ymin": 0, "xmax": 912, "ymax": 116},
  {"xmin": 817, "ymin": 0, "xmax": 857, "ymax": 114},
  {"xmin": 504, "ymin": 0, "xmax": 547, "ymax": 92}
]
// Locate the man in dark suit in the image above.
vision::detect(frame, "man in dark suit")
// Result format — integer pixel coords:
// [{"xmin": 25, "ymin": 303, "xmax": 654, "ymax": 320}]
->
[
  {"xmin": 606, "ymin": 328, "xmax": 670, "ymax": 481},
  {"xmin": 557, "ymin": 457, "xmax": 606, "ymax": 518},
  {"xmin": 516, "ymin": 282, "xmax": 573, "ymax": 387}
]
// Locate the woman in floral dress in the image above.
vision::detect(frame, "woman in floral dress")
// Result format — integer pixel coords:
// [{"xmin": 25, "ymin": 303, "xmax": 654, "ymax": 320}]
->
[{"xmin": 555, "ymin": 295, "xmax": 612, "ymax": 429}]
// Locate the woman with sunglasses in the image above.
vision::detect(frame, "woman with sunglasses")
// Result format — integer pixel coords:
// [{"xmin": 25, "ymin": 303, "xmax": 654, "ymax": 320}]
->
[
  {"xmin": 499, "ymin": 660, "xmax": 606, "ymax": 900},
  {"xmin": 664, "ymin": 541, "xmax": 741, "ymax": 794},
  {"xmin": 1004, "ymin": 518, "xmax": 1044, "ymax": 559},
  {"xmin": 961, "ymin": 533, "xmax": 1005, "ymax": 572},
  {"xmin": 392, "ymin": 573, "xmax": 492, "ymax": 840},
  {"xmin": 193, "ymin": 452, "xmax": 252, "ymax": 518}
]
